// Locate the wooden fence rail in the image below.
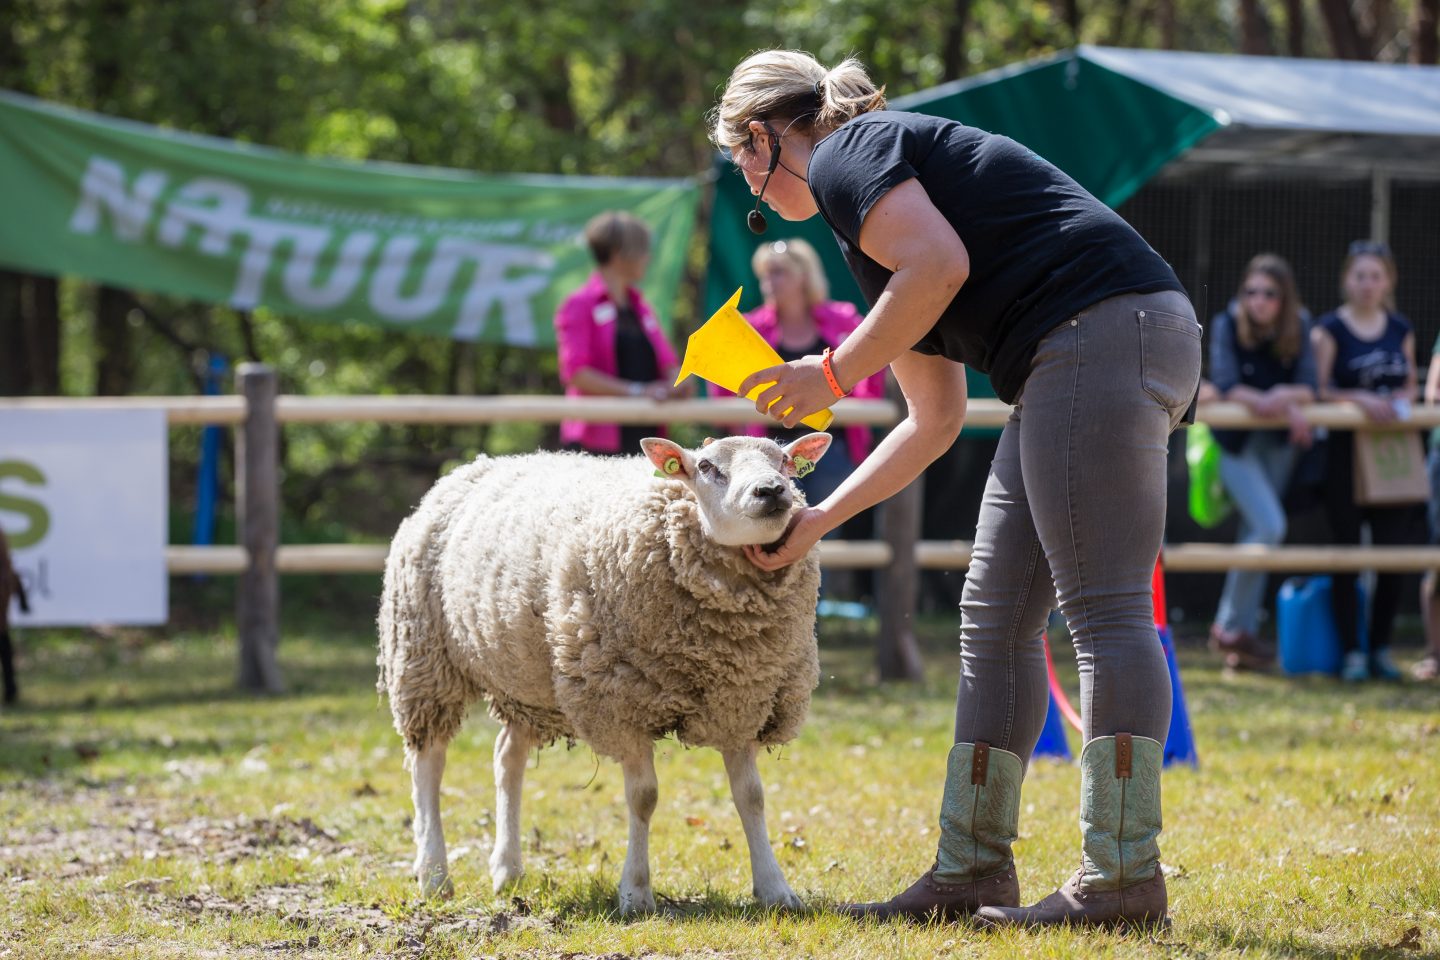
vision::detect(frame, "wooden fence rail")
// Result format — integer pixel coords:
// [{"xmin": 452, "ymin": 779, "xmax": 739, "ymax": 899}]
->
[
  {"xmin": 164, "ymin": 542, "xmax": 1440, "ymax": 575},
  {"xmin": 10, "ymin": 367, "xmax": 1440, "ymax": 691},
  {"xmin": 13, "ymin": 394, "xmax": 1440, "ymax": 429}
]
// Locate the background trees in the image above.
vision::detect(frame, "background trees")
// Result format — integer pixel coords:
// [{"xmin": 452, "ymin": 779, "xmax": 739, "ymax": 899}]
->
[{"xmin": 1, "ymin": 0, "xmax": 1435, "ymax": 535}]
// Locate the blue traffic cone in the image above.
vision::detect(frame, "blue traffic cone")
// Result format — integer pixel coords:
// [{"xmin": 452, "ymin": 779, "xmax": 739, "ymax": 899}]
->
[
  {"xmin": 1032, "ymin": 690, "xmax": 1072, "ymax": 760},
  {"xmin": 1157, "ymin": 626, "xmax": 1198, "ymax": 768}
]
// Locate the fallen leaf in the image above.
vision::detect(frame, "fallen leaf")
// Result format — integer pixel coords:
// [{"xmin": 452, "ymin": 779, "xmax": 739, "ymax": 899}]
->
[{"xmin": 684, "ymin": 817, "xmax": 705, "ymax": 828}]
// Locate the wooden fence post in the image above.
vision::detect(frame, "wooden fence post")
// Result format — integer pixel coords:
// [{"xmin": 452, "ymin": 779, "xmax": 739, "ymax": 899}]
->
[
  {"xmin": 877, "ymin": 473, "xmax": 925, "ymax": 682},
  {"xmin": 236, "ymin": 363, "xmax": 283, "ymax": 693}
]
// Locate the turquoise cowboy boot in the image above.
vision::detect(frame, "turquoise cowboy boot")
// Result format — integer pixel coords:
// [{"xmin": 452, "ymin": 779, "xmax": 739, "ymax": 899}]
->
[
  {"xmin": 844, "ymin": 741, "xmax": 1022, "ymax": 920},
  {"xmin": 976, "ymin": 733, "xmax": 1168, "ymax": 930}
]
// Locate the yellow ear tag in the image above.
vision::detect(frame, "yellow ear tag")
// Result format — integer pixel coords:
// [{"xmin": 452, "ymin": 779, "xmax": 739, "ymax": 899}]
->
[
  {"xmin": 663, "ymin": 457, "xmax": 681, "ymax": 475},
  {"xmin": 792, "ymin": 455, "xmax": 814, "ymax": 478}
]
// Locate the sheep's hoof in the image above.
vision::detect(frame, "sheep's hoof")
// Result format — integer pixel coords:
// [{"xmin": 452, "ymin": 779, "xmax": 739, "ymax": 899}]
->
[
  {"xmin": 489, "ymin": 858, "xmax": 523, "ymax": 893},
  {"xmin": 755, "ymin": 884, "xmax": 805, "ymax": 911},
  {"xmin": 617, "ymin": 885, "xmax": 657, "ymax": 916},
  {"xmin": 416, "ymin": 865, "xmax": 454, "ymax": 900}
]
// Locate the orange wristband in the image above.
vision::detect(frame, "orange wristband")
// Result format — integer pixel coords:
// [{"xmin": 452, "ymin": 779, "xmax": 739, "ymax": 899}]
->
[{"xmin": 821, "ymin": 347, "xmax": 849, "ymax": 399}]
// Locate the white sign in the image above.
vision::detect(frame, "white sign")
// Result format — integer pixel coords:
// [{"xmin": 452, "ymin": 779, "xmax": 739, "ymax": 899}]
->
[{"xmin": 0, "ymin": 409, "xmax": 168, "ymax": 625}]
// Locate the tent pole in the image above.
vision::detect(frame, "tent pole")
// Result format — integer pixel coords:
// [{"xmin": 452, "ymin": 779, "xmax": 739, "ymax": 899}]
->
[{"xmin": 1370, "ymin": 168, "xmax": 1392, "ymax": 245}]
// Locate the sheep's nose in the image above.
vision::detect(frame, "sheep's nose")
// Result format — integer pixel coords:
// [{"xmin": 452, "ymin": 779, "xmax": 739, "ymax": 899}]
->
[
  {"xmin": 753, "ymin": 480, "xmax": 787, "ymax": 500},
  {"xmin": 750, "ymin": 481, "xmax": 792, "ymax": 514}
]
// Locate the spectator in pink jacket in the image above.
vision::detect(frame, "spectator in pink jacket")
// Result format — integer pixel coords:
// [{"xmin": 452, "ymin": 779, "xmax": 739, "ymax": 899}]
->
[
  {"xmin": 554, "ymin": 211, "xmax": 687, "ymax": 454},
  {"xmin": 723, "ymin": 239, "xmax": 887, "ymax": 508}
]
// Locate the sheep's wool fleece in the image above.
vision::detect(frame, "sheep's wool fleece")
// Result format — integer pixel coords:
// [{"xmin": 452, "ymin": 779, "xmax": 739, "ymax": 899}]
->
[{"xmin": 378, "ymin": 450, "xmax": 821, "ymax": 759}]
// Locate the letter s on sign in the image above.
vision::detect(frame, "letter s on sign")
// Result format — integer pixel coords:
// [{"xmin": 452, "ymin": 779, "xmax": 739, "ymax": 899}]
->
[{"xmin": 0, "ymin": 460, "xmax": 50, "ymax": 549}]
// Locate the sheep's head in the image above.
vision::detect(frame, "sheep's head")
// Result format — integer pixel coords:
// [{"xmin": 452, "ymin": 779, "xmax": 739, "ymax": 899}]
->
[{"xmin": 640, "ymin": 434, "xmax": 833, "ymax": 547}]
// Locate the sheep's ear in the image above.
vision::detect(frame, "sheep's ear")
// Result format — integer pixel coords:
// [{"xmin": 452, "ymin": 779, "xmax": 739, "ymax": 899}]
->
[
  {"xmin": 640, "ymin": 437, "xmax": 693, "ymax": 480},
  {"xmin": 782, "ymin": 432, "xmax": 833, "ymax": 478}
]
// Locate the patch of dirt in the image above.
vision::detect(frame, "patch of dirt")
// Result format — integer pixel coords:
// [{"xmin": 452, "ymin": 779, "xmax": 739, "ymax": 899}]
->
[
  {"xmin": 4, "ymin": 813, "xmax": 357, "ymax": 875},
  {"xmin": 140, "ymin": 882, "xmax": 561, "ymax": 955},
  {"xmin": 1, "ymin": 784, "xmax": 359, "ymax": 877}
]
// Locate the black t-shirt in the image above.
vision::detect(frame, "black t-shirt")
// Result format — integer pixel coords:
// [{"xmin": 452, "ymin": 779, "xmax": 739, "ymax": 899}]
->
[
  {"xmin": 1317, "ymin": 309, "xmax": 1412, "ymax": 394},
  {"xmin": 807, "ymin": 111, "xmax": 1186, "ymax": 403},
  {"xmin": 771, "ymin": 334, "xmax": 828, "ymax": 444},
  {"xmin": 613, "ymin": 304, "xmax": 660, "ymax": 453}
]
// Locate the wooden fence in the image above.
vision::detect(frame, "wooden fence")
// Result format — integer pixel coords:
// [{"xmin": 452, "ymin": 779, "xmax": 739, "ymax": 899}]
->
[{"xmin": 9, "ymin": 361, "xmax": 1440, "ymax": 690}]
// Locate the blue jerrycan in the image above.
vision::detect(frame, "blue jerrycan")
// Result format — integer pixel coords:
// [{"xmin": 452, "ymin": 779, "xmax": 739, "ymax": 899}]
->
[{"xmin": 1276, "ymin": 576, "xmax": 1368, "ymax": 675}]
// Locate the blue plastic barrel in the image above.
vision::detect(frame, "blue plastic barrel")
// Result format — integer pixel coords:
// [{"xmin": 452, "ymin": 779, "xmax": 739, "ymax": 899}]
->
[{"xmin": 1276, "ymin": 576, "xmax": 1368, "ymax": 675}]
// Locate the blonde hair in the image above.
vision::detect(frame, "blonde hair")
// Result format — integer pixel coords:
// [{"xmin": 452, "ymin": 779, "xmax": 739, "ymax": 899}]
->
[
  {"xmin": 709, "ymin": 49, "xmax": 886, "ymax": 155},
  {"xmin": 752, "ymin": 238, "xmax": 829, "ymax": 307},
  {"xmin": 1234, "ymin": 253, "xmax": 1304, "ymax": 363},
  {"xmin": 583, "ymin": 211, "xmax": 650, "ymax": 266}
]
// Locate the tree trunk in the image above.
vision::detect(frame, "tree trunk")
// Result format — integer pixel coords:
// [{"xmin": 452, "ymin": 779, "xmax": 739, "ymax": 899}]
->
[
  {"xmin": 25, "ymin": 275, "xmax": 61, "ymax": 394},
  {"xmin": 1317, "ymin": 0, "xmax": 1373, "ymax": 58},
  {"xmin": 539, "ymin": 53, "xmax": 577, "ymax": 134},
  {"xmin": 236, "ymin": 309, "xmax": 263, "ymax": 363},
  {"xmin": 1049, "ymin": 0, "xmax": 1080, "ymax": 42},
  {"xmin": 0, "ymin": 271, "xmax": 24, "ymax": 396},
  {"xmin": 1239, "ymin": 0, "xmax": 1276, "ymax": 52},
  {"xmin": 448, "ymin": 340, "xmax": 475, "ymax": 400},
  {"xmin": 1157, "ymin": 0, "xmax": 1177, "ymax": 49},
  {"xmin": 942, "ymin": 0, "xmax": 974, "ymax": 79},
  {"xmin": 1284, "ymin": 0, "xmax": 1306, "ymax": 55},
  {"xmin": 1414, "ymin": 0, "xmax": 1439, "ymax": 62},
  {"xmin": 94, "ymin": 285, "xmax": 133, "ymax": 396}
]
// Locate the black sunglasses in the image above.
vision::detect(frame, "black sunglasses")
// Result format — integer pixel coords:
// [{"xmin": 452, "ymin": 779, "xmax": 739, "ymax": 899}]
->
[
  {"xmin": 738, "ymin": 121, "xmax": 782, "ymax": 170},
  {"xmin": 1348, "ymin": 240, "xmax": 1392, "ymax": 258}
]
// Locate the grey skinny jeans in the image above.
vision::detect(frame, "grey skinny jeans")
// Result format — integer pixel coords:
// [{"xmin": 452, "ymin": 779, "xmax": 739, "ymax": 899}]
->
[{"xmin": 953, "ymin": 290, "xmax": 1202, "ymax": 764}]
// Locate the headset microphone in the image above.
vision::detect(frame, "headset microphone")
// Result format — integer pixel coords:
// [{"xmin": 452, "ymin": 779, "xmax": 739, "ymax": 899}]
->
[{"xmin": 745, "ymin": 127, "xmax": 782, "ymax": 236}]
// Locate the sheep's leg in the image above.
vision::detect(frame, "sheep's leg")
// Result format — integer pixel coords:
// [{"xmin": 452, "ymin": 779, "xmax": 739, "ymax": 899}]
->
[
  {"xmin": 410, "ymin": 741, "xmax": 453, "ymax": 898},
  {"xmin": 617, "ymin": 747, "xmax": 659, "ymax": 915},
  {"xmin": 722, "ymin": 743, "xmax": 802, "ymax": 910},
  {"xmin": 489, "ymin": 723, "xmax": 538, "ymax": 892}
]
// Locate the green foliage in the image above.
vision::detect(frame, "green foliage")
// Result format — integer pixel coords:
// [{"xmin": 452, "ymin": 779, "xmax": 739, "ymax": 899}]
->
[{"xmin": 2, "ymin": 0, "xmax": 1427, "ymax": 535}]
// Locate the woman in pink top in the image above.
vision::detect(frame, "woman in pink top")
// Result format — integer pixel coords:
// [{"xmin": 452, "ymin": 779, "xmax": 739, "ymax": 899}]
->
[
  {"xmin": 554, "ymin": 211, "xmax": 686, "ymax": 454},
  {"xmin": 726, "ymin": 239, "xmax": 887, "ymax": 506}
]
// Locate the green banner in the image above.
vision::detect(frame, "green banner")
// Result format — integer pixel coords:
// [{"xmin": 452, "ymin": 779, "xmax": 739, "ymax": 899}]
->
[{"xmin": 0, "ymin": 91, "xmax": 698, "ymax": 347}]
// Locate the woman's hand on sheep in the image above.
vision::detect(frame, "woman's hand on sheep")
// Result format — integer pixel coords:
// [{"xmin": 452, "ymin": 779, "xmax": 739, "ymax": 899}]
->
[
  {"xmin": 743, "ymin": 507, "xmax": 828, "ymax": 571},
  {"xmin": 738, "ymin": 356, "xmax": 836, "ymax": 429}
]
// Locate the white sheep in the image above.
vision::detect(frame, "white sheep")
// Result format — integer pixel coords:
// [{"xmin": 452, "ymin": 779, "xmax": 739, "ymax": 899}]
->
[{"xmin": 377, "ymin": 433, "xmax": 833, "ymax": 913}]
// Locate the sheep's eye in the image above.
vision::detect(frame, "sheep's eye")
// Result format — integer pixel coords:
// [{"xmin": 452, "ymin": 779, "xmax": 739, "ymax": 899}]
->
[{"xmin": 697, "ymin": 460, "xmax": 713, "ymax": 475}]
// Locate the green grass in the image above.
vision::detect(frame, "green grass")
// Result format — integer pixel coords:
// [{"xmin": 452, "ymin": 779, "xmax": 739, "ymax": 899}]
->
[{"xmin": 2, "ymin": 612, "xmax": 1438, "ymax": 959}]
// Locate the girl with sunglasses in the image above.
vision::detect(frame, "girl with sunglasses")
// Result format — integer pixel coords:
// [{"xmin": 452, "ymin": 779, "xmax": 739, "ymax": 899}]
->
[
  {"xmin": 1206, "ymin": 254, "xmax": 1316, "ymax": 671},
  {"xmin": 711, "ymin": 49, "xmax": 1199, "ymax": 930}
]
